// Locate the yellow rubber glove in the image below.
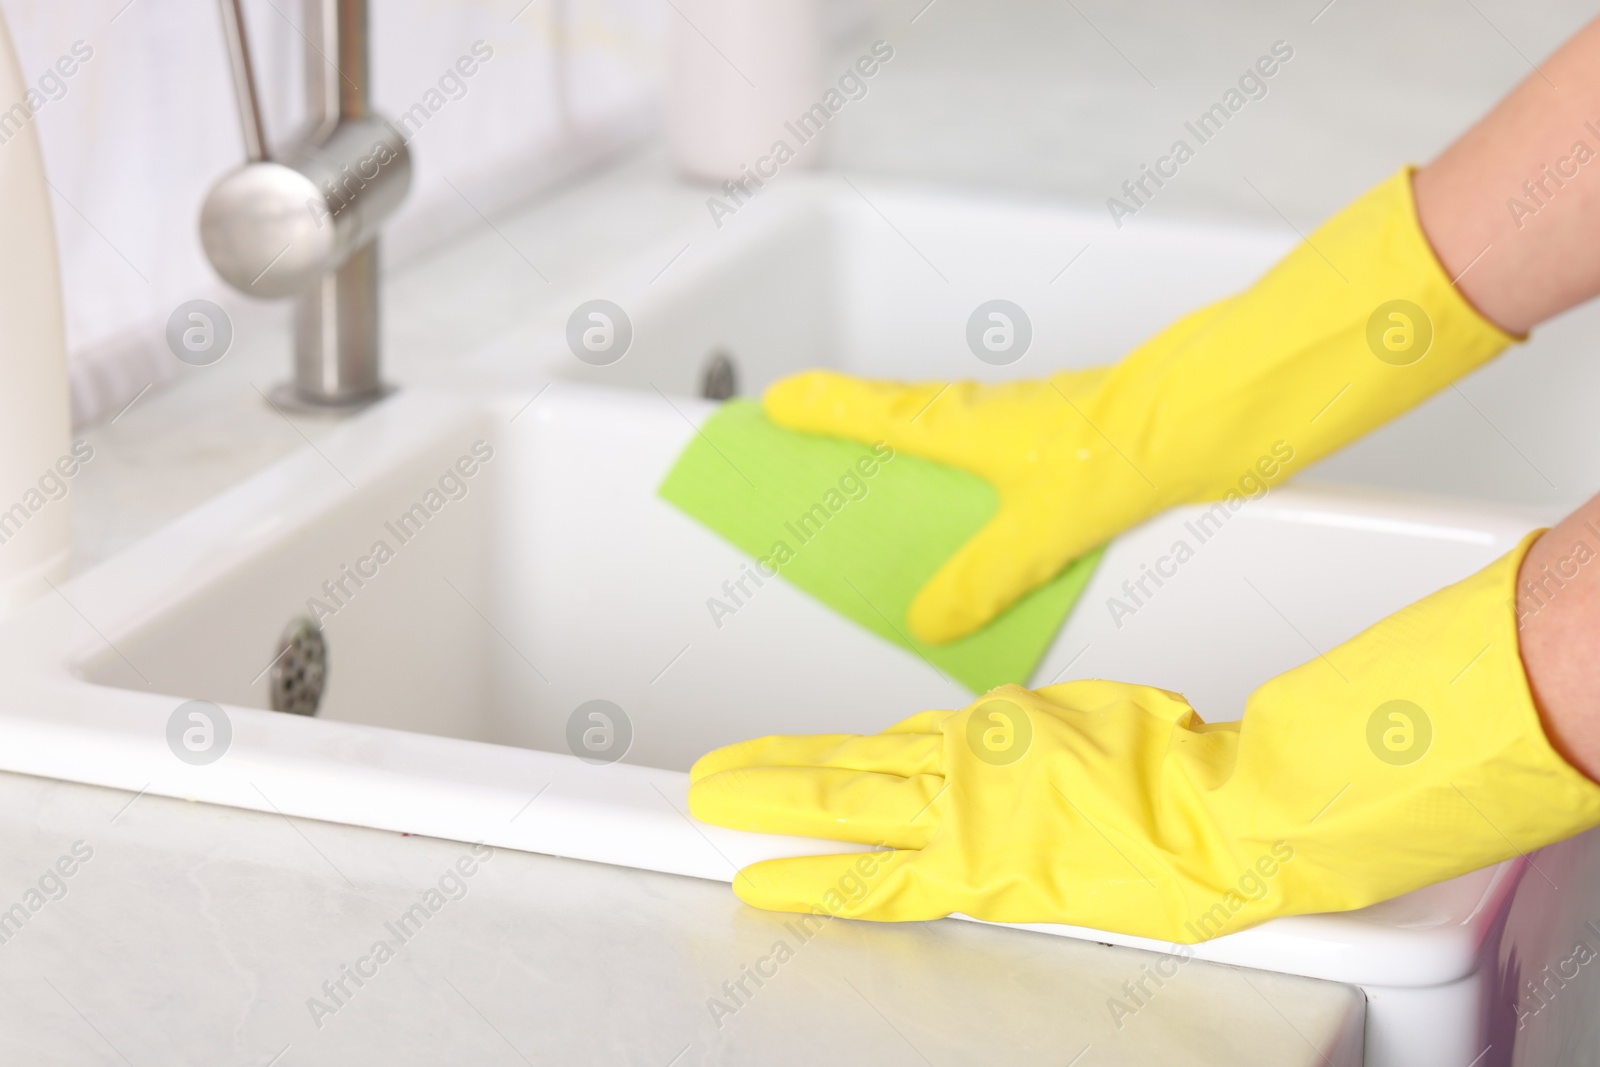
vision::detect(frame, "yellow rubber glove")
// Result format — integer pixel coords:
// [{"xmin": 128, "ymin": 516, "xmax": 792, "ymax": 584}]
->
[
  {"xmin": 689, "ymin": 533, "xmax": 1600, "ymax": 942},
  {"xmin": 766, "ymin": 168, "xmax": 1517, "ymax": 644}
]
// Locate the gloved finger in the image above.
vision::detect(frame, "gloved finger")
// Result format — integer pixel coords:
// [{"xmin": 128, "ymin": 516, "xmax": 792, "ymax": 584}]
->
[
  {"xmin": 907, "ymin": 496, "xmax": 1094, "ymax": 644},
  {"xmin": 763, "ymin": 371, "xmax": 984, "ymax": 469},
  {"xmin": 689, "ymin": 730, "xmax": 942, "ymax": 783},
  {"xmin": 732, "ymin": 849, "xmax": 936, "ymax": 920},
  {"xmin": 689, "ymin": 767, "xmax": 945, "ymax": 849},
  {"xmin": 882, "ymin": 708, "xmax": 959, "ymax": 735}
]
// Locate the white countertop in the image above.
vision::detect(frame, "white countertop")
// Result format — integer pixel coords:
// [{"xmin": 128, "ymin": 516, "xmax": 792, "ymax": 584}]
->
[{"xmin": 0, "ymin": 771, "xmax": 1362, "ymax": 1066}]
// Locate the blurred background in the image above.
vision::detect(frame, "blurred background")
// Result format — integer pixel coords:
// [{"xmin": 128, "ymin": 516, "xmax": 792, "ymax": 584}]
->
[{"xmin": 7, "ymin": 0, "xmax": 1599, "ymax": 512}]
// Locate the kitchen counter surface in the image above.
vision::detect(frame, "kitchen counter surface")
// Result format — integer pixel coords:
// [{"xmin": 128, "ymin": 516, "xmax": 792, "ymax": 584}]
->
[{"xmin": 0, "ymin": 770, "xmax": 1363, "ymax": 1065}]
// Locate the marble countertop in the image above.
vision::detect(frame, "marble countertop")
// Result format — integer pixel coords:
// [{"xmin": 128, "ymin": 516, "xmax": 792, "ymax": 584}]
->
[{"xmin": 0, "ymin": 772, "xmax": 1361, "ymax": 1065}]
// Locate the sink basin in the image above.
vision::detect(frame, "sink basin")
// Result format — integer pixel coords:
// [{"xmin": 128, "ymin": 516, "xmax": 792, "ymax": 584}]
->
[{"xmin": 10, "ymin": 177, "xmax": 1591, "ymax": 1066}]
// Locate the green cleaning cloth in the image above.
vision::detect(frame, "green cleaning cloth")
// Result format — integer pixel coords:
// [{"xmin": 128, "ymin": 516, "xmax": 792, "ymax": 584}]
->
[{"xmin": 658, "ymin": 400, "xmax": 1103, "ymax": 694}]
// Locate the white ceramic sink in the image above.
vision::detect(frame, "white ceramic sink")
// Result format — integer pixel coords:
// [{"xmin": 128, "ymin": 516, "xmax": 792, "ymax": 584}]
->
[{"xmin": 7, "ymin": 178, "xmax": 1591, "ymax": 1066}]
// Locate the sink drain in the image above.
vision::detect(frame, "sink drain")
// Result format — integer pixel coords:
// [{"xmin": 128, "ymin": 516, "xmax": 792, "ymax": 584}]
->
[
  {"xmin": 270, "ymin": 618, "xmax": 327, "ymax": 716},
  {"xmin": 700, "ymin": 349, "xmax": 737, "ymax": 400}
]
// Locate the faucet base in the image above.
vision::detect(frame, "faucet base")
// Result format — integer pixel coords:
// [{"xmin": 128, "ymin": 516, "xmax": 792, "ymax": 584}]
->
[
  {"xmin": 287, "ymin": 241, "xmax": 386, "ymax": 410},
  {"xmin": 266, "ymin": 380, "xmax": 393, "ymax": 416}
]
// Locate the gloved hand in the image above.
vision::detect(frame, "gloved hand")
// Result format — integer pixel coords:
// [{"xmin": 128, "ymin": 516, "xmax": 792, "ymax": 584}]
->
[
  {"xmin": 689, "ymin": 534, "xmax": 1600, "ymax": 942},
  {"xmin": 765, "ymin": 168, "xmax": 1516, "ymax": 643}
]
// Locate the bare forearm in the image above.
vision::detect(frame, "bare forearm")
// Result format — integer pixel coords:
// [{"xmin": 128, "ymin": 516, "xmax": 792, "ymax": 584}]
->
[
  {"xmin": 1518, "ymin": 500, "xmax": 1600, "ymax": 781},
  {"xmin": 1409, "ymin": 20, "xmax": 1600, "ymax": 779},
  {"xmin": 1414, "ymin": 17, "xmax": 1600, "ymax": 334}
]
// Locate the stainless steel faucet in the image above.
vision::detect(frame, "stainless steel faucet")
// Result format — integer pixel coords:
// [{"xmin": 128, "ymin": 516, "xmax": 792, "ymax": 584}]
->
[{"xmin": 201, "ymin": 0, "xmax": 411, "ymax": 411}]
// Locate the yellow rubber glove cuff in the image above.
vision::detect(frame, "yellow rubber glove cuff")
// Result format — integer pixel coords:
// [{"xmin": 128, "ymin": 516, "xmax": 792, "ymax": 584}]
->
[
  {"xmin": 689, "ymin": 532, "xmax": 1600, "ymax": 942},
  {"xmin": 765, "ymin": 168, "xmax": 1518, "ymax": 643}
]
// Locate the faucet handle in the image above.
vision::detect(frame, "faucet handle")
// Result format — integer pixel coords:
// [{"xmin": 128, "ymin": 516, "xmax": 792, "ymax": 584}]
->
[
  {"xmin": 216, "ymin": 0, "xmax": 269, "ymax": 164},
  {"xmin": 201, "ymin": 1, "xmax": 408, "ymax": 300},
  {"xmin": 200, "ymin": 118, "xmax": 409, "ymax": 299}
]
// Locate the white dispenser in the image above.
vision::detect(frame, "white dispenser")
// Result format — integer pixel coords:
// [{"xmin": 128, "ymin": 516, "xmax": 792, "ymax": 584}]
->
[
  {"xmin": 0, "ymin": 8, "xmax": 71, "ymax": 615},
  {"xmin": 664, "ymin": 0, "xmax": 826, "ymax": 182}
]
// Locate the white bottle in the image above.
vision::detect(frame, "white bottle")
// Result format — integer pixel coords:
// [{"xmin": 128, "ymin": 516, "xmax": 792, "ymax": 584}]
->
[
  {"xmin": 665, "ymin": 0, "xmax": 825, "ymax": 182},
  {"xmin": 0, "ymin": 7, "xmax": 71, "ymax": 616}
]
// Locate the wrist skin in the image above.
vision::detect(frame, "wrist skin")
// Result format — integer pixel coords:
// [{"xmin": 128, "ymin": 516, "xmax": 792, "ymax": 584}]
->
[
  {"xmin": 1411, "ymin": 17, "xmax": 1600, "ymax": 784},
  {"xmin": 1514, "ymin": 504, "xmax": 1600, "ymax": 783}
]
